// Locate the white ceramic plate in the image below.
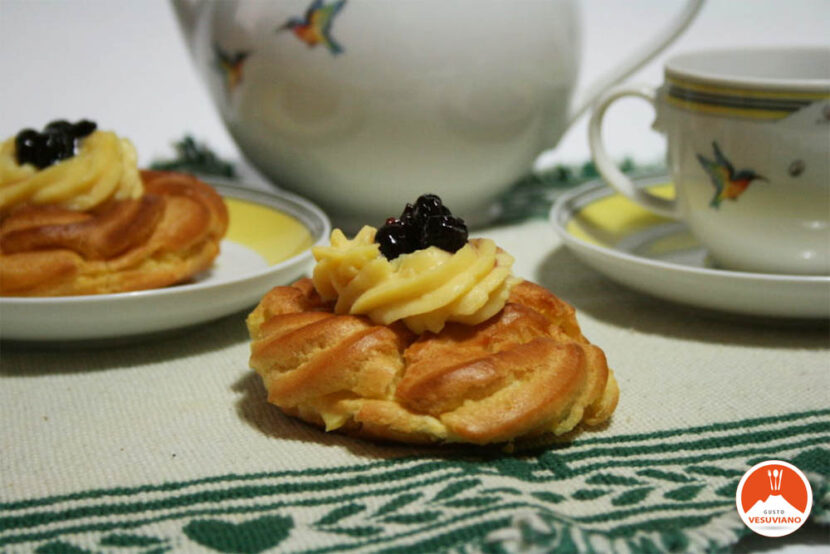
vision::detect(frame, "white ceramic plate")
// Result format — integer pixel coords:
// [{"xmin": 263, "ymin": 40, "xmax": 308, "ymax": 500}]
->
[
  {"xmin": 0, "ymin": 181, "xmax": 330, "ymax": 341},
  {"xmin": 550, "ymin": 177, "xmax": 830, "ymax": 319}
]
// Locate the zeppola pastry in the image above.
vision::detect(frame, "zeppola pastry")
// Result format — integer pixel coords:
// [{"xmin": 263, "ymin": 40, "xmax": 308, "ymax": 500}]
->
[
  {"xmin": 0, "ymin": 120, "xmax": 228, "ymax": 296},
  {"xmin": 247, "ymin": 195, "xmax": 618, "ymax": 445}
]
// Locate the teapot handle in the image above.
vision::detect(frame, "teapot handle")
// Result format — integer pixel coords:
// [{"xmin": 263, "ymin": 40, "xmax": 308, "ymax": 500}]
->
[{"xmin": 566, "ymin": 0, "xmax": 705, "ymax": 125}]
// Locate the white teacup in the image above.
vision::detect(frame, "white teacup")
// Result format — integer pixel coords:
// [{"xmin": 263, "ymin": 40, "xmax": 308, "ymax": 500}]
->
[{"xmin": 589, "ymin": 47, "xmax": 830, "ymax": 275}]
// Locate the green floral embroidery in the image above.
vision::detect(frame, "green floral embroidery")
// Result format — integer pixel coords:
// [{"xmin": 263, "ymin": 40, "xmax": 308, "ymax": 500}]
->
[
  {"xmin": 182, "ymin": 514, "xmax": 294, "ymax": 553},
  {"xmin": 150, "ymin": 135, "xmax": 236, "ymax": 179},
  {"xmin": 8, "ymin": 413, "xmax": 828, "ymax": 554},
  {"xmin": 496, "ymin": 159, "xmax": 664, "ymax": 223}
]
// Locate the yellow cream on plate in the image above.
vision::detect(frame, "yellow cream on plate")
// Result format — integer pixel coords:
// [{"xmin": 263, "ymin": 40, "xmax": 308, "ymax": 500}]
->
[
  {"xmin": 0, "ymin": 130, "xmax": 143, "ymax": 214},
  {"xmin": 312, "ymin": 226, "xmax": 519, "ymax": 334},
  {"xmin": 224, "ymin": 197, "xmax": 314, "ymax": 264}
]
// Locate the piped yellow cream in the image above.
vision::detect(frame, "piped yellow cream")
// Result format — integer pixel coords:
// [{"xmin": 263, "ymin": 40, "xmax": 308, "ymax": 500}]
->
[
  {"xmin": 312, "ymin": 226, "xmax": 519, "ymax": 334},
  {"xmin": 0, "ymin": 130, "xmax": 143, "ymax": 214}
]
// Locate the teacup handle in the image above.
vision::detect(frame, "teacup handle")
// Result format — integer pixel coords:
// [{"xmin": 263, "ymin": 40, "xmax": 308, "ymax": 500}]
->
[{"xmin": 588, "ymin": 84, "xmax": 679, "ymax": 219}]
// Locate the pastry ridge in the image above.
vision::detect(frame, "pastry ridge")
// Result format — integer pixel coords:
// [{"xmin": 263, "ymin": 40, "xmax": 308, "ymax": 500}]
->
[
  {"xmin": 247, "ymin": 278, "xmax": 619, "ymax": 445},
  {"xmin": 0, "ymin": 170, "xmax": 228, "ymax": 296}
]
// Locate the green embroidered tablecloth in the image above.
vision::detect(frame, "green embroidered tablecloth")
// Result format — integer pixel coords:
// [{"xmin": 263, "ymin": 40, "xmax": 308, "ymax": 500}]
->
[{"xmin": 1, "ymin": 175, "xmax": 828, "ymax": 553}]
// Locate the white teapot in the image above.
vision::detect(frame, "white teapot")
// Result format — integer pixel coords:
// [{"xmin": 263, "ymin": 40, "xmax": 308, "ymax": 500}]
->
[{"xmin": 173, "ymin": 0, "xmax": 702, "ymax": 228}]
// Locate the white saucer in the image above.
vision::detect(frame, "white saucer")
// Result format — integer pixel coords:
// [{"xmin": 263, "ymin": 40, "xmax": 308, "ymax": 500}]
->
[
  {"xmin": 550, "ymin": 177, "xmax": 830, "ymax": 319},
  {"xmin": 0, "ymin": 181, "xmax": 331, "ymax": 342}
]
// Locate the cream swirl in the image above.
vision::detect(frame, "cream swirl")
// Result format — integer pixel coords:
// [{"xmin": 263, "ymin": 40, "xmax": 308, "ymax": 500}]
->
[
  {"xmin": 312, "ymin": 226, "xmax": 519, "ymax": 334},
  {"xmin": 0, "ymin": 130, "xmax": 143, "ymax": 214}
]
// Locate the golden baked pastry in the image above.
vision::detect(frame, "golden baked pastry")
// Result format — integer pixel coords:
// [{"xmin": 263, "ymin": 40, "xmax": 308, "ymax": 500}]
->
[
  {"xmin": 247, "ymin": 277, "xmax": 618, "ymax": 445},
  {"xmin": 0, "ymin": 170, "xmax": 229, "ymax": 296}
]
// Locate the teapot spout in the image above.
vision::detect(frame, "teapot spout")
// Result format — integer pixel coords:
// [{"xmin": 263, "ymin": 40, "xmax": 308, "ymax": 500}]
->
[{"xmin": 170, "ymin": 0, "xmax": 203, "ymax": 54}]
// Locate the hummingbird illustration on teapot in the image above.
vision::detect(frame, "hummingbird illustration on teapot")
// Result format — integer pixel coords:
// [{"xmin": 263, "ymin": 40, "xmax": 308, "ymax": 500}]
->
[
  {"xmin": 277, "ymin": 0, "xmax": 348, "ymax": 56},
  {"xmin": 213, "ymin": 44, "xmax": 250, "ymax": 95}
]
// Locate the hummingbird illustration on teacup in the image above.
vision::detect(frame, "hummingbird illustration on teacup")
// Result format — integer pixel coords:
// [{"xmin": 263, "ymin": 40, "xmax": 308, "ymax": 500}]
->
[
  {"xmin": 213, "ymin": 44, "xmax": 251, "ymax": 94},
  {"xmin": 697, "ymin": 141, "xmax": 766, "ymax": 209},
  {"xmin": 277, "ymin": 0, "xmax": 348, "ymax": 56}
]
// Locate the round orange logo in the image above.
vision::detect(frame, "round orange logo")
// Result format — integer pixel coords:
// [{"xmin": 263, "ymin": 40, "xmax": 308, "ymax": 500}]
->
[{"xmin": 736, "ymin": 460, "xmax": 812, "ymax": 537}]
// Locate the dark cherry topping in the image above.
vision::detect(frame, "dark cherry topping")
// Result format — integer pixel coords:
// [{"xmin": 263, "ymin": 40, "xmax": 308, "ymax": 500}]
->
[
  {"xmin": 399, "ymin": 203, "xmax": 417, "ymax": 227},
  {"xmin": 71, "ymin": 120, "xmax": 97, "ymax": 137},
  {"xmin": 14, "ymin": 119, "xmax": 97, "ymax": 169},
  {"xmin": 376, "ymin": 194, "xmax": 468, "ymax": 259},
  {"xmin": 376, "ymin": 219, "xmax": 421, "ymax": 260},
  {"xmin": 15, "ymin": 129, "xmax": 41, "ymax": 167},
  {"xmin": 44, "ymin": 120, "xmax": 73, "ymax": 134},
  {"xmin": 424, "ymin": 214, "xmax": 468, "ymax": 253},
  {"xmin": 412, "ymin": 193, "xmax": 450, "ymax": 222}
]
